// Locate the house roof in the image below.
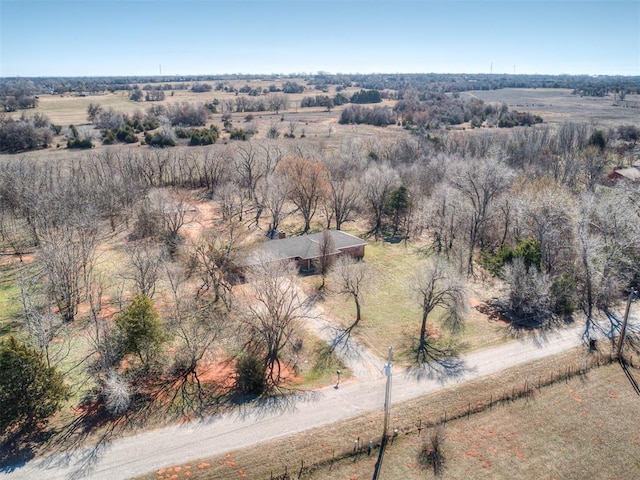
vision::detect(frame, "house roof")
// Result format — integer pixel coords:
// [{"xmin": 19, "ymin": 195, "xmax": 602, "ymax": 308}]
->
[
  {"xmin": 239, "ymin": 230, "xmax": 367, "ymax": 267},
  {"xmin": 614, "ymin": 167, "xmax": 640, "ymax": 182}
]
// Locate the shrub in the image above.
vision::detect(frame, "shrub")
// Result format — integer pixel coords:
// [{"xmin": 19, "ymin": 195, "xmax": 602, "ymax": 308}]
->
[
  {"xmin": 235, "ymin": 353, "xmax": 266, "ymax": 396},
  {"xmin": 191, "ymin": 83, "xmax": 212, "ymax": 93},
  {"xmin": 130, "ymin": 89, "xmax": 143, "ymax": 102},
  {"xmin": 116, "ymin": 125, "xmax": 138, "ymax": 143},
  {"xmin": 480, "ymin": 238, "xmax": 541, "ymax": 276},
  {"xmin": 67, "ymin": 137, "xmax": 94, "ymax": 149},
  {"xmin": 102, "ymin": 129, "xmax": 116, "ymax": 144},
  {"xmin": 144, "ymin": 131, "xmax": 176, "ymax": 147},
  {"xmin": 229, "ymin": 128, "xmax": 249, "ymax": 140}
]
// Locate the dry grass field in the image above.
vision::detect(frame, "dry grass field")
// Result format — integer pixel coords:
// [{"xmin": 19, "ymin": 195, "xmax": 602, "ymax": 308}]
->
[
  {"xmin": 138, "ymin": 349, "xmax": 640, "ymax": 480},
  {"xmin": 462, "ymin": 88, "xmax": 640, "ymax": 128}
]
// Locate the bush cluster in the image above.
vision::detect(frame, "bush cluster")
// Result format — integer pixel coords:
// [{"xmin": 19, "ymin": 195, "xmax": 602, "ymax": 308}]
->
[
  {"xmin": 339, "ymin": 105, "xmax": 396, "ymax": 126},
  {"xmin": 0, "ymin": 114, "xmax": 54, "ymax": 153}
]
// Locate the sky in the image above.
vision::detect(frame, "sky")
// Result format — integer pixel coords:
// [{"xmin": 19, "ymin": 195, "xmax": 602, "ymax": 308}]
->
[{"xmin": 1, "ymin": 0, "xmax": 638, "ymax": 77}]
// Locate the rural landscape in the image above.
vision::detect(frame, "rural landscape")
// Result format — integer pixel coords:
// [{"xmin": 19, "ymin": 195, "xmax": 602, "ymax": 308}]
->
[{"xmin": 1, "ymin": 70, "xmax": 640, "ymax": 480}]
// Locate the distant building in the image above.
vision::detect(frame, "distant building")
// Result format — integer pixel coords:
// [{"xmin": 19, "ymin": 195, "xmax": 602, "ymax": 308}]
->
[
  {"xmin": 238, "ymin": 230, "xmax": 367, "ymax": 272},
  {"xmin": 609, "ymin": 166, "xmax": 640, "ymax": 183}
]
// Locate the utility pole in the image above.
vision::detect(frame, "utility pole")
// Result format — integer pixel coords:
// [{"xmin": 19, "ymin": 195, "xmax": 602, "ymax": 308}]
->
[
  {"xmin": 382, "ymin": 346, "xmax": 393, "ymax": 439},
  {"xmin": 373, "ymin": 346, "xmax": 393, "ymax": 480},
  {"xmin": 617, "ymin": 288, "xmax": 637, "ymax": 358}
]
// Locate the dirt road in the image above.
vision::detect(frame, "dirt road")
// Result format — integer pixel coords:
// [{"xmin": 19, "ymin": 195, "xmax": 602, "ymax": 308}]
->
[{"xmin": 2, "ymin": 322, "xmax": 596, "ymax": 480}]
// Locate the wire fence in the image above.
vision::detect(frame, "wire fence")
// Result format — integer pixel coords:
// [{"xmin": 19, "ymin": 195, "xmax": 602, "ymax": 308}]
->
[{"xmin": 267, "ymin": 351, "xmax": 631, "ymax": 480}]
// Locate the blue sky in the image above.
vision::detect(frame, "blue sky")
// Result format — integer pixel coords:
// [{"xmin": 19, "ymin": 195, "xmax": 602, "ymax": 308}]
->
[{"xmin": 1, "ymin": 0, "xmax": 638, "ymax": 77}]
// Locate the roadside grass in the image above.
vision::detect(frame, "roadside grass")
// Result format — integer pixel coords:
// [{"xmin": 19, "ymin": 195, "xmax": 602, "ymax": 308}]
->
[
  {"xmin": 315, "ymin": 240, "xmax": 506, "ymax": 363},
  {"xmin": 138, "ymin": 348, "xmax": 632, "ymax": 480},
  {"xmin": 295, "ymin": 336, "xmax": 347, "ymax": 389}
]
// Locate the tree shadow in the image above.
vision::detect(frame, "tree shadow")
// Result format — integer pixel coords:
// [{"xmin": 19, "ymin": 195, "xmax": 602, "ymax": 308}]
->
[
  {"xmin": 0, "ymin": 428, "xmax": 53, "ymax": 472},
  {"xmin": 227, "ymin": 388, "xmax": 319, "ymax": 422},
  {"xmin": 479, "ymin": 300, "xmax": 575, "ymax": 347},
  {"xmin": 399, "ymin": 332, "xmax": 469, "ymax": 384}
]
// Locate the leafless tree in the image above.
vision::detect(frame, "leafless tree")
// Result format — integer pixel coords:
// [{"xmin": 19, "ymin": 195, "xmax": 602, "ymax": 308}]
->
[
  {"xmin": 329, "ymin": 255, "xmax": 369, "ymax": 337},
  {"xmin": 122, "ymin": 241, "xmax": 165, "ymax": 299},
  {"xmin": 501, "ymin": 258, "xmax": 553, "ymax": 327},
  {"xmin": 514, "ymin": 183, "xmax": 575, "ymax": 275},
  {"xmin": 577, "ymin": 146, "xmax": 613, "ymax": 193},
  {"xmin": 188, "ymin": 220, "xmax": 244, "ymax": 306},
  {"xmin": 151, "ymin": 189, "xmax": 196, "ymax": 256},
  {"xmin": 268, "ymin": 94, "xmax": 288, "ymax": 114},
  {"xmin": 38, "ymin": 216, "xmax": 99, "ymax": 323},
  {"xmin": 257, "ymin": 172, "xmax": 290, "ymax": 232},
  {"xmin": 242, "ymin": 255, "xmax": 306, "ymax": 389},
  {"xmin": 576, "ymin": 191, "xmax": 640, "ymax": 331},
  {"xmin": 216, "ymin": 180, "xmax": 247, "ymax": 222},
  {"xmin": 315, "ymin": 230, "xmax": 336, "ymax": 290},
  {"xmin": 449, "ymin": 157, "xmax": 514, "ymax": 276},
  {"xmin": 162, "ymin": 265, "xmax": 228, "ymax": 414},
  {"xmin": 278, "ymin": 156, "xmax": 330, "ymax": 233},
  {"xmin": 326, "ymin": 176, "xmax": 361, "ymax": 230},
  {"xmin": 411, "ymin": 256, "xmax": 468, "ymax": 364},
  {"xmin": 362, "ymin": 163, "xmax": 400, "ymax": 239}
]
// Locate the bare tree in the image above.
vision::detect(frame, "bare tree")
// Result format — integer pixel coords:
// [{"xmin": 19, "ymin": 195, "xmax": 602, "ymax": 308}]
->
[
  {"xmin": 449, "ymin": 157, "xmax": 514, "ymax": 276},
  {"xmin": 38, "ymin": 217, "xmax": 98, "ymax": 323},
  {"xmin": 216, "ymin": 180, "xmax": 247, "ymax": 222},
  {"xmin": 315, "ymin": 229, "xmax": 336, "ymax": 290},
  {"xmin": 501, "ymin": 258, "xmax": 553, "ymax": 327},
  {"xmin": 577, "ymin": 146, "xmax": 613, "ymax": 193},
  {"xmin": 326, "ymin": 177, "xmax": 360, "ymax": 230},
  {"xmin": 122, "ymin": 241, "xmax": 165, "ymax": 299},
  {"xmin": 329, "ymin": 255, "xmax": 369, "ymax": 336},
  {"xmin": 411, "ymin": 256, "xmax": 467, "ymax": 363},
  {"xmin": 362, "ymin": 163, "xmax": 400, "ymax": 239},
  {"xmin": 151, "ymin": 189, "xmax": 196, "ymax": 256},
  {"xmin": 277, "ymin": 156, "xmax": 330, "ymax": 233},
  {"xmin": 242, "ymin": 255, "xmax": 306, "ymax": 389},
  {"xmin": 189, "ymin": 220, "xmax": 244, "ymax": 306},
  {"xmin": 162, "ymin": 266, "xmax": 227, "ymax": 414},
  {"xmin": 257, "ymin": 172, "xmax": 290, "ymax": 232}
]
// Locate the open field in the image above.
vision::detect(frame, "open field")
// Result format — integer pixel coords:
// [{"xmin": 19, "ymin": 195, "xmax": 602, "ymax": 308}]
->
[
  {"xmin": 136, "ymin": 349, "xmax": 640, "ymax": 480},
  {"xmin": 463, "ymin": 88, "xmax": 640, "ymax": 128}
]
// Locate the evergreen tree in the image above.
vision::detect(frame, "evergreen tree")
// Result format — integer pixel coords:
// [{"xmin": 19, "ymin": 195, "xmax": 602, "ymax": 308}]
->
[{"xmin": 0, "ymin": 336, "xmax": 68, "ymax": 432}]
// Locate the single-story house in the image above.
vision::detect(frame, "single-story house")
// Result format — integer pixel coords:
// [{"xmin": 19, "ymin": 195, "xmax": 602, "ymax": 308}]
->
[{"xmin": 238, "ymin": 230, "xmax": 367, "ymax": 272}]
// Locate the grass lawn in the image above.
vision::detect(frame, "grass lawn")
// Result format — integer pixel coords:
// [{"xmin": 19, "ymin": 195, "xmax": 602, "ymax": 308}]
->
[
  {"xmin": 0, "ymin": 256, "xmax": 23, "ymax": 339},
  {"xmin": 315, "ymin": 240, "xmax": 506, "ymax": 363}
]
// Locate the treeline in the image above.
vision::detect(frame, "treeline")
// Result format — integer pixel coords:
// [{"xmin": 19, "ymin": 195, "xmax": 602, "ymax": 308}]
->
[{"xmin": 7, "ymin": 73, "xmax": 639, "ymax": 99}]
